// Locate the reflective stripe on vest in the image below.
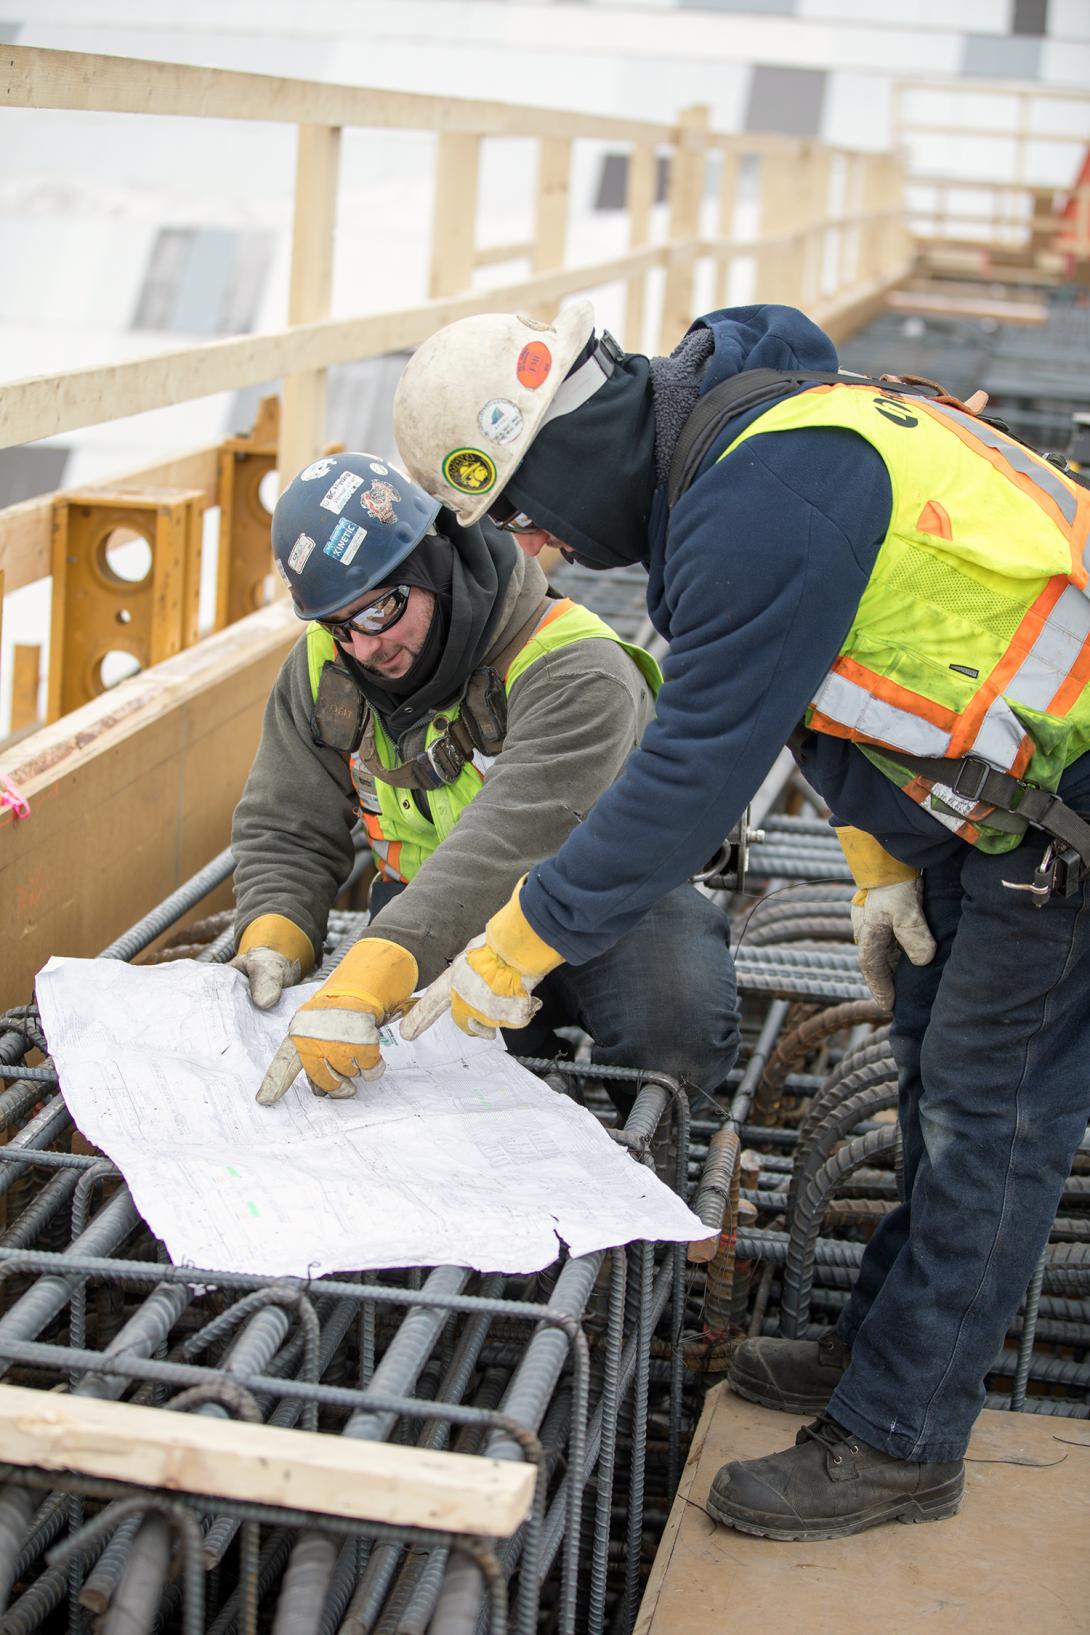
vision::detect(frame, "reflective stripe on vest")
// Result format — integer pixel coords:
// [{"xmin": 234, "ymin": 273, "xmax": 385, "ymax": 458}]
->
[
  {"xmin": 720, "ymin": 384, "xmax": 1090, "ymax": 848},
  {"xmin": 307, "ymin": 601, "xmax": 661, "ymax": 881}
]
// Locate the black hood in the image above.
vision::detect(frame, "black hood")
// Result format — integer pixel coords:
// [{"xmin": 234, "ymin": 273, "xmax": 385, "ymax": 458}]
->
[
  {"xmin": 499, "ymin": 304, "xmax": 840, "ymax": 571},
  {"xmin": 502, "ymin": 352, "xmax": 657, "ymax": 571},
  {"xmin": 342, "ymin": 510, "xmax": 519, "ymax": 735}
]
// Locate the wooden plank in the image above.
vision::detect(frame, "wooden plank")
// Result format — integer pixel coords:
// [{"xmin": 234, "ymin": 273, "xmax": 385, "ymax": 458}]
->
[
  {"xmin": 428, "ymin": 133, "xmax": 481, "ymax": 301},
  {"xmin": 532, "ymin": 138, "xmax": 571, "ymax": 275},
  {"xmin": 637, "ymin": 1386, "xmax": 1090, "ymax": 1635},
  {"xmin": 1, "ymin": 45, "xmax": 674, "ymax": 144},
  {"xmin": 0, "ymin": 445, "xmax": 220, "ymax": 598},
  {"xmin": 0, "ymin": 246, "xmax": 670, "ymax": 451},
  {"xmin": 280, "ymin": 123, "xmax": 342, "ymax": 483},
  {"xmin": 887, "ymin": 288, "xmax": 1047, "ymax": 325},
  {"xmin": 0, "ymin": 1384, "xmax": 535, "ymax": 1537},
  {"xmin": 625, "ymin": 144, "xmax": 656, "ymax": 352},
  {"xmin": 10, "ymin": 646, "xmax": 40, "ymax": 734},
  {"xmin": 660, "ymin": 106, "xmax": 709, "ymax": 353},
  {"xmin": 0, "ymin": 602, "xmax": 299, "ymax": 1009}
]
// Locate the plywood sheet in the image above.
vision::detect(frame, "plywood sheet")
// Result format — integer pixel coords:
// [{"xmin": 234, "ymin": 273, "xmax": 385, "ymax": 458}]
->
[{"xmin": 638, "ymin": 1384, "xmax": 1090, "ymax": 1635}]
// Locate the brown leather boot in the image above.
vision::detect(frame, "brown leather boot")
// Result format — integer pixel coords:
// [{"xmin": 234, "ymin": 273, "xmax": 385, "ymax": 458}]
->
[{"xmin": 728, "ymin": 1333, "xmax": 850, "ymax": 1413}]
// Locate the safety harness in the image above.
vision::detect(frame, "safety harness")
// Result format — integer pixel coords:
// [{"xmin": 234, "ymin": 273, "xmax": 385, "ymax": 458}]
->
[
  {"xmin": 667, "ymin": 366, "xmax": 1090, "ymax": 903},
  {"xmin": 312, "ymin": 594, "xmax": 554, "ymax": 792}
]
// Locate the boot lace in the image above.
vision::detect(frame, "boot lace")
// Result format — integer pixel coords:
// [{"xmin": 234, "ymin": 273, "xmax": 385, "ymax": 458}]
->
[{"xmin": 800, "ymin": 1416, "xmax": 861, "ymax": 1466}]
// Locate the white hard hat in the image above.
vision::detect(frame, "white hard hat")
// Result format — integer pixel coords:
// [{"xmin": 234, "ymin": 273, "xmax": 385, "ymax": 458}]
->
[{"xmin": 393, "ymin": 303, "xmax": 597, "ymax": 525}]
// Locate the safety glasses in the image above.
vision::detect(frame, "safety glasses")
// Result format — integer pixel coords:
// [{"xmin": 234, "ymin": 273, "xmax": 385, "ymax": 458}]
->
[
  {"xmin": 488, "ymin": 498, "xmax": 539, "ymax": 535},
  {"xmin": 321, "ymin": 584, "xmax": 411, "ymax": 644}
]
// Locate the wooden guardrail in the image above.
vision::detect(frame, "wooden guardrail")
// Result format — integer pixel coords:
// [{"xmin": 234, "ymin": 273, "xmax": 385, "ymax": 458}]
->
[
  {"xmin": 0, "ymin": 45, "xmax": 912, "ymax": 1001},
  {"xmin": 893, "ymin": 77, "xmax": 1090, "ymax": 283}
]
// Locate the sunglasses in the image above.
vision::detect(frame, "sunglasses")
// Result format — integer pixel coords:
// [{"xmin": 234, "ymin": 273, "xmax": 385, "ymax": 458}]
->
[
  {"xmin": 488, "ymin": 499, "xmax": 539, "ymax": 535},
  {"xmin": 321, "ymin": 584, "xmax": 411, "ymax": 644}
]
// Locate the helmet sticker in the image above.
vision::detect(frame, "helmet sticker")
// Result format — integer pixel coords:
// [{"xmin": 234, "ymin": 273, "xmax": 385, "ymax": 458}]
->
[
  {"xmin": 442, "ymin": 448, "xmax": 497, "ymax": 495},
  {"xmin": 478, "ymin": 398, "xmax": 524, "ymax": 445},
  {"xmin": 320, "ymin": 471, "xmax": 364, "ymax": 514},
  {"xmin": 287, "ymin": 533, "xmax": 317, "ymax": 573},
  {"xmin": 369, "ymin": 462, "xmax": 388, "ymax": 476},
  {"xmin": 299, "ymin": 457, "xmax": 337, "ymax": 481},
  {"xmin": 324, "ymin": 519, "xmax": 367, "ymax": 566},
  {"xmin": 360, "ymin": 479, "xmax": 403, "ymax": 524},
  {"xmin": 274, "ymin": 557, "xmax": 292, "ymax": 589},
  {"xmin": 516, "ymin": 342, "xmax": 552, "ymax": 390}
]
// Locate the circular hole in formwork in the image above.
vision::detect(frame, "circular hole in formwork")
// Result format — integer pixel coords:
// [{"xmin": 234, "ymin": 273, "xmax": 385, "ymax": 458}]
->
[
  {"xmin": 116, "ymin": 608, "xmax": 133, "ymax": 625},
  {"xmin": 98, "ymin": 650, "xmax": 142, "ymax": 690},
  {"xmin": 258, "ymin": 470, "xmax": 280, "ymax": 514},
  {"xmin": 99, "ymin": 529, "xmax": 153, "ymax": 585}
]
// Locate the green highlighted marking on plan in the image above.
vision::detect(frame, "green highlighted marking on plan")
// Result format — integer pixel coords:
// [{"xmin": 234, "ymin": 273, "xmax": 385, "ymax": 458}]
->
[{"xmin": 247, "ymin": 1201, "xmax": 260, "ymax": 1218}]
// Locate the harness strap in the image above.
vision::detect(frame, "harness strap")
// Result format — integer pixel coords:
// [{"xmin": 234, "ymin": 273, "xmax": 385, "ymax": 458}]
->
[
  {"xmin": 895, "ymin": 751, "xmax": 1090, "ymax": 875},
  {"xmin": 666, "ymin": 369, "xmax": 950, "ymax": 511},
  {"xmin": 357, "ymin": 595, "xmax": 554, "ymax": 791}
]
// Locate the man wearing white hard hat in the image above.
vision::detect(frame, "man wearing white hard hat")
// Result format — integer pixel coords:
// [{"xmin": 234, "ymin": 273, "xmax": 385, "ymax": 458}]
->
[{"xmin": 391, "ymin": 299, "xmax": 1090, "ymax": 1544}]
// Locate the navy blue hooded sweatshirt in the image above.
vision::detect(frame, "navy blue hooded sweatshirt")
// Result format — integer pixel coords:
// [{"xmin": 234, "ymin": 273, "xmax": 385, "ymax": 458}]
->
[{"xmin": 513, "ymin": 304, "xmax": 1090, "ymax": 966}]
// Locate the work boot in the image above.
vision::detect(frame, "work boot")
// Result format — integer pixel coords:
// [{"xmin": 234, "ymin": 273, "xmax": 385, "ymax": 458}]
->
[
  {"xmin": 706, "ymin": 1415, "xmax": 965, "ymax": 1541},
  {"xmin": 728, "ymin": 1333, "xmax": 850, "ymax": 1414}
]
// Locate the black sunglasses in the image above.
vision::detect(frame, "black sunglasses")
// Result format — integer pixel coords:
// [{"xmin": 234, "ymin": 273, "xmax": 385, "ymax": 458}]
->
[
  {"xmin": 321, "ymin": 584, "xmax": 412, "ymax": 644},
  {"xmin": 487, "ymin": 498, "xmax": 539, "ymax": 534}
]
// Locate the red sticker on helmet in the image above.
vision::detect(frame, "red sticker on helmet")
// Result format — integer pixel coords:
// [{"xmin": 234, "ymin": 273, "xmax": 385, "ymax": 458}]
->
[{"xmin": 517, "ymin": 342, "xmax": 552, "ymax": 390}]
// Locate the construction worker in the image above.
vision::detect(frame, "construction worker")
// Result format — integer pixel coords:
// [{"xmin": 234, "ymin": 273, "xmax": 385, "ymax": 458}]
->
[
  {"xmin": 389, "ymin": 302, "xmax": 1090, "ymax": 1539},
  {"xmin": 230, "ymin": 451, "xmax": 740, "ymax": 1120}
]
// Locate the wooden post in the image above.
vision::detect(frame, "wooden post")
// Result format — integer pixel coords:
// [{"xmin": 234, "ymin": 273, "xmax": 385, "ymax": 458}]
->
[
  {"xmin": 625, "ymin": 143, "xmax": 656, "ymax": 351},
  {"xmin": 428, "ymin": 132, "xmax": 481, "ymax": 300},
  {"xmin": 10, "ymin": 646, "xmax": 39, "ymax": 734},
  {"xmin": 660, "ymin": 105, "xmax": 709, "ymax": 354},
  {"xmin": 715, "ymin": 143, "xmax": 740, "ymax": 307},
  {"xmin": 533, "ymin": 138, "xmax": 571, "ymax": 276},
  {"xmin": 280, "ymin": 123, "xmax": 342, "ymax": 488},
  {"xmin": 756, "ymin": 143, "xmax": 806, "ymax": 307}
]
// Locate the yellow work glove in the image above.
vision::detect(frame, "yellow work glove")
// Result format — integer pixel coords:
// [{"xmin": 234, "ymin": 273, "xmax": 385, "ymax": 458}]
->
[
  {"xmin": 229, "ymin": 914, "xmax": 315, "ymax": 1009},
  {"xmin": 400, "ymin": 880, "xmax": 564, "ymax": 1043},
  {"xmin": 836, "ymin": 827, "xmax": 937, "ymax": 1011},
  {"xmin": 256, "ymin": 938, "xmax": 418, "ymax": 1106}
]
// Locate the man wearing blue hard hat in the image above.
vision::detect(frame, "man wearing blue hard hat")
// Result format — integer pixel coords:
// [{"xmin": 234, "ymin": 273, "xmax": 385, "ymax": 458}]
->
[{"xmin": 229, "ymin": 451, "xmax": 740, "ymax": 1118}]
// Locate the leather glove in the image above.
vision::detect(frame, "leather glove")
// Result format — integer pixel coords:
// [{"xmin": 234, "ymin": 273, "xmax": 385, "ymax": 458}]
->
[
  {"xmin": 401, "ymin": 879, "xmax": 563, "ymax": 1042},
  {"xmin": 837, "ymin": 827, "xmax": 936, "ymax": 1010},
  {"xmin": 230, "ymin": 915, "xmax": 315, "ymax": 1009},
  {"xmin": 256, "ymin": 938, "xmax": 418, "ymax": 1105}
]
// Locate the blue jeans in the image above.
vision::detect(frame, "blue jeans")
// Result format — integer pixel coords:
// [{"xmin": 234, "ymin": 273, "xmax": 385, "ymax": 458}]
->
[
  {"xmin": 520, "ymin": 884, "xmax": 740, "ymax": 1101},
  {"xmin": 371, "ymin": 880, "xmax": 740, "ymax": 1101},
  {"xmin": 829, "ymin": 837, "xmax": 1090, "ymax": 1462}
]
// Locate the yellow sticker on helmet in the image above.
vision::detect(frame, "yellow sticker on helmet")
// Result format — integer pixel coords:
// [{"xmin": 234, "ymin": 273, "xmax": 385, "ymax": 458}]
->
[{"xmin": 443, "ymin": 447, "xmax": 497, "ymax": 495}]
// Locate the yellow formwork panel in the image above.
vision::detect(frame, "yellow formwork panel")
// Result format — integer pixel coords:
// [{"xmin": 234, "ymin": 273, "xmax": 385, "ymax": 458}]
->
[{"xmin": 47, "ymin": 487, "xmax": 204, "ymax": 722}]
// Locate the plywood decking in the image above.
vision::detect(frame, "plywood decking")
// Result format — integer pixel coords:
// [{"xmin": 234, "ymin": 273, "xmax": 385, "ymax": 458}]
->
[{"xmin": 637, "ymin": 1384, "xmax": 1090, "ymax": 1635}]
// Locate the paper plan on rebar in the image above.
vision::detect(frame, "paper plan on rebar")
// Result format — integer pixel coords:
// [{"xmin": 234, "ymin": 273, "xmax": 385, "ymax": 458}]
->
[{"xmin": 36, "ymin": 956, "xmax": 712, "ymax": 1277}]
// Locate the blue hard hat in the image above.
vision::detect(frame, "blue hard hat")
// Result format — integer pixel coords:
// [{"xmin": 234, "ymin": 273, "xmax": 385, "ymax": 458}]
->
[{"xmin": 272, "ymin": 453, "xmax": 441, "ymax": 621}]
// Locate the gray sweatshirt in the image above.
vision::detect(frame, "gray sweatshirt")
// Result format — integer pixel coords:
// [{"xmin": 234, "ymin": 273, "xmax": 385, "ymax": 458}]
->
[{"xmin": 232, "ymin": 555, "xmax": 654, "ymax": 983}]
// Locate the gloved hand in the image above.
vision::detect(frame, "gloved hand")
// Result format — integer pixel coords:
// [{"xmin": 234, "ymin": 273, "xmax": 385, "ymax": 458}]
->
[
  {"xmin": 229, "ymin": 915, "xmax": 315, "ymax": 1009},
  {"xmin": 256, "ymin": 938, "xmax": 418, "ymax": 1105},
  {"xmin": 401, "ymin": 879, "xmax": 563, "ymax": 1042},
  {"xmin": 836, "ymin": 827, "xmax": 936, "ymax": 1010}
]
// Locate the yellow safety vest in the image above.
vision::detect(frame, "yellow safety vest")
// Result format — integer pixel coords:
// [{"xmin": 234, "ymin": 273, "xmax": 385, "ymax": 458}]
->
[
  {"xmin": 722, "ymin": 384, "xmax": 1090, "ymax": 849},
  {"xmin": 307, "ymin": 598, "xmax": 662, "ymax": 883}
]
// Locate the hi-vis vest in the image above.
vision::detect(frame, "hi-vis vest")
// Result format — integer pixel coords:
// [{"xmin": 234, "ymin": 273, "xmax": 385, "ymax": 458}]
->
[
  {"xmin": 307, "ymin": 598, "xmax": 662, "ymax": 883},
  {"xmin": 721, "ymin": 384, "xmax": 1090, "ymax": 851}
]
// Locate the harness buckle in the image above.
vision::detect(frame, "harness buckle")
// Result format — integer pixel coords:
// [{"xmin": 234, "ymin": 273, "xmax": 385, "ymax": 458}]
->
[
  {"xmin": 424, "ymin": 736, "xmax": 465, "ymax": 787},
  {"xmin": 951, "ymin": 757, "xmax": 991, "ymax": 803}
]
